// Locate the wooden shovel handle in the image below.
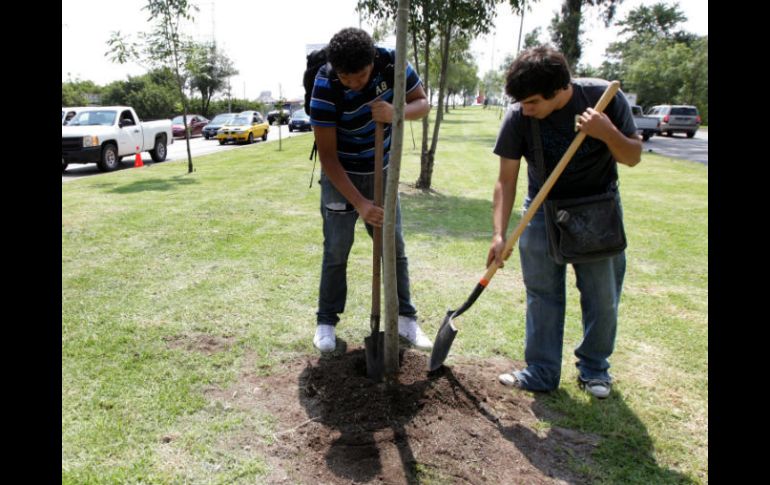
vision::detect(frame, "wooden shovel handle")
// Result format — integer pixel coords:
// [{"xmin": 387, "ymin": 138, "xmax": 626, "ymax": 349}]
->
[{"xmin": 372, "ymin": 122, "xmax": 384, "ymax": 318}]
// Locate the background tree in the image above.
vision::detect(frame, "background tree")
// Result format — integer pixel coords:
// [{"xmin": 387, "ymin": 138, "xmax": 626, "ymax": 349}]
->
[
  {"xmin": 100, "ymin": 69, "xmax": 179, "ymax": 119},
  {"xmin": 549, "ymin": 0, "xmax": 624, "ymax": 68},
  {"xmin": 187, "ymin": 42, "xmax": 239, "ymax": 118},
  {"xmin": 523, "ymin": 26, "xmax": 544, "ymax": 49},
  {"xmin": 598, "ymin": 2, "xmax": 707, "ymax": 120},
  {"xmin": 62, "ymin": 78, "xmax": 102, "ymax": 106},
  {"xmin": 107, "ymin": 0, "xmax": 199, "ymax": 174},
  {"xmin": 359, "ymin": 0, "xmax": 510, "ymax": 189}
]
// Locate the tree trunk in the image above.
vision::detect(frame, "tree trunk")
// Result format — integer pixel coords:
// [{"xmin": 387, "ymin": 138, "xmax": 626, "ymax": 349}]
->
[
  {"xmin": 418, "ymin": 21, "xmax": 452, "ymax": 190},
  {"xmin": 416, "ymin": 19, "xmax": 432, "ymax": 189},
  {"xmin": 383, "ymin": 0, "xmax": 410, "ymax": 387}
]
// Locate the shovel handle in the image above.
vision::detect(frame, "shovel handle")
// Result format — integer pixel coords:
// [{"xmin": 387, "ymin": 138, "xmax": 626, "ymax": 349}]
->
[
  {"xmin": 371, "ymin": 122, "xmax": 384, "ymax": 323},
  {"xmin": 479, "ymin": 81, "xmax": 621, "ymax": 286}
]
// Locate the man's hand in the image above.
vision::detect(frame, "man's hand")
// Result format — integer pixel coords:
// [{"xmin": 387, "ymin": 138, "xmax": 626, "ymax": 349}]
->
[
  {"xmin": 370, "ymin": 99, "xmax": 394, "ymax": 123},
  {"xmin": 355, "ymin": 199, "xmax": 384, "ymax": 227},
  {"xmin": 576, "ymin": 107, "xmax": 615, "ymax": 142},
  {"xmin": 486, "ymin": 234, "xmax": 512, "ymax": 269}
]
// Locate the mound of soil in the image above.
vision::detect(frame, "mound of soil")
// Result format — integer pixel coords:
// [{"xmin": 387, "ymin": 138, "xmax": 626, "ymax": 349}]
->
[{"xmin": 205, "ymin": 347, "xmax": 600, "ymax": 484}]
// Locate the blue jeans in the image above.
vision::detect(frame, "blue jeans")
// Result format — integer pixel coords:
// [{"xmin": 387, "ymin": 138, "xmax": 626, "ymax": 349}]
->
[
  {"xmin": 317, "ymin": 170, "xmax": 417, "ymax": 326},
  {"xmin": 514, "ymin": 197, "xmax": 626, "ymax": 391}
]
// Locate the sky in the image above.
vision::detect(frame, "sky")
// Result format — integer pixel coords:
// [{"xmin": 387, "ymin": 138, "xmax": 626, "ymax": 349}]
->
[{"xmin": 62, "ymin": 0, "xmax": 708, "ymax": 102}]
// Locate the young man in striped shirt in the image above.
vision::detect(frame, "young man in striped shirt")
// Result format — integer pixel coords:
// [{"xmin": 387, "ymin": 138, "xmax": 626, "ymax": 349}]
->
[{"xmin": 309, "ymin": 27, "xmax": 432, "ymax": 353}]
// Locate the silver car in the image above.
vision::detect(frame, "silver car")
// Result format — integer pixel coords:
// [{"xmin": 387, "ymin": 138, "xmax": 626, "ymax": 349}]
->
[{"xmin": 647, "ymin": 105, "xmax": 701, "ymax": 138}]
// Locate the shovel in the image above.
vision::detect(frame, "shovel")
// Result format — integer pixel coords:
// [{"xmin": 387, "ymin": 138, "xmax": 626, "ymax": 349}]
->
[
  {"xmin": 429, "ymin": 81, "xmax": 621, "ymax": 372},
  {"xmin": 365, "ymin": 122, "xmax": 386, "ymax": 381}
]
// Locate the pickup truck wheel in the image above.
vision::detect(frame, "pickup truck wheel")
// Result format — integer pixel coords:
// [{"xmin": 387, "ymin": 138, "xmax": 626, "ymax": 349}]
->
[
  {"xmin": 97, "ymin": 144, "xmax": 120, "ymax": 172},
  {"xmin": 666, "ymin": 131, "xmax": 673, "ymax": 137},
  {"xmin": 686, "ymin": 131, "xmax": 695, "ymax": 138},
  {"xmin": 642, "ymin": 133, "xmax": 651, "ymax": 141},
  {"xmin": 261, "ymin": 130, "xmax": 268, "ymax": 141},
  {"xmin": 150, "ymin": 136, "xmax": 167, "ymax": 162}
]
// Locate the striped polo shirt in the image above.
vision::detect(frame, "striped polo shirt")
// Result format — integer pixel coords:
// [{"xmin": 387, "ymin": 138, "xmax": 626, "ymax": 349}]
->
[{"xmin": 309, "ymin": 47, "xmax": 422, "ymax": 174}]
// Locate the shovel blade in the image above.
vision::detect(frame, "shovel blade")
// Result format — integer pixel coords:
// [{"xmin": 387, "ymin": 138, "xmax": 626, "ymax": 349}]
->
[
  {"xmin": 364, "ymin": 331, "xmax": 385, "ymax": 382},
  {"xmin": 428, "ymin": 310, "xmax": 459, "ymax": 371}
]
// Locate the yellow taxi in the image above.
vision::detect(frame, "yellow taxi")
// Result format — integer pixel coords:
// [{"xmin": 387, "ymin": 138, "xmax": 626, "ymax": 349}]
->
[{"xmin": 216, "ymin": 111, "xmax": 269, "ymax": 145}]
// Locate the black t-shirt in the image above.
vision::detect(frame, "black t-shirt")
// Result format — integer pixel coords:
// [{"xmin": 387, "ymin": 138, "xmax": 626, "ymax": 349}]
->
[{"xmin": 493, "ymin": 78, "xmax": 637, "ymax": 200}]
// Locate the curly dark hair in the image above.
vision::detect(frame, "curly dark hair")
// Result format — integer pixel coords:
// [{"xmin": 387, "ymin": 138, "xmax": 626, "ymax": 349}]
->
[
  {"xmin": 504, "ymin": 46, "xmax": 572, "ymax": 101},
  {"xmin": 327, "ymin": 27, "xmax": 376, "ymax": 74}
]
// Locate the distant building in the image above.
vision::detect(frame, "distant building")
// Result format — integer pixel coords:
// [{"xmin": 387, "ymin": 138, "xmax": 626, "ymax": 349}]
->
[{"xmin": 257, "ymin": 91, "xmax": 274, "ymax": 104}]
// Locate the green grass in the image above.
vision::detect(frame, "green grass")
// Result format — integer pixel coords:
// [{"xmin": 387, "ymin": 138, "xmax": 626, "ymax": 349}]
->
[{"xmin": 62, "ymin": 107, "xmax": 707, "ymax": 483}]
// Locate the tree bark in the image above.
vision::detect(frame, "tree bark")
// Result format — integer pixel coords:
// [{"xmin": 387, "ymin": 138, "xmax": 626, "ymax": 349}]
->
[{"xmin": 383, "ymin": 0, "xmax": 410, "ymax": 386}]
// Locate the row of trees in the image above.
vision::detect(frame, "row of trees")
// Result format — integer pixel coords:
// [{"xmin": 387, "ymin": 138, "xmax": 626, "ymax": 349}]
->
[
  {"xmin": 62, "ymin": 71, "xmax": 266, "ymax": 122},
  {"xmin": 63, "ymin": 0, "xmax": 706, "ymax": 183},
  {"xmin": 520, "ymin": 1, "xmax": 707, "ymax": 119}
]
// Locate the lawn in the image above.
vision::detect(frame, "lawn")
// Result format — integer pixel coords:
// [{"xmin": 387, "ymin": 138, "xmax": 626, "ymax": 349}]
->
[{"xmin": 62, "ymin": 106, "xmax": 707, "ymax": 483}]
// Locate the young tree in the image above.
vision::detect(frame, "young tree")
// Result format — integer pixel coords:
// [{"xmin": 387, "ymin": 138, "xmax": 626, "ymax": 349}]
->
[
  {"xmin": 107, "ymin": 0, "xmax": 199, "ymax": 174},
  {"xmin": 187, "ymin": 42, "xmax": 239, "ymax": 118},
  {"xmin": 359, "ymin": 0, "xmax": 511, "ymax": 190}
]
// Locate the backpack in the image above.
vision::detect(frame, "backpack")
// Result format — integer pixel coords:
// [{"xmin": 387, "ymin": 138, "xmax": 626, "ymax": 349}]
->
[{"xmin": 303, "ymin": 48, "xmax": 396, "ymax": 185}]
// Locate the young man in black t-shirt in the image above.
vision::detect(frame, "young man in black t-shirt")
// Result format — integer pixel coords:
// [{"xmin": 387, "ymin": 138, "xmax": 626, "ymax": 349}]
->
[{"xmin": 490, "ymin": 46, "xmax": 642, "ymax": 399}]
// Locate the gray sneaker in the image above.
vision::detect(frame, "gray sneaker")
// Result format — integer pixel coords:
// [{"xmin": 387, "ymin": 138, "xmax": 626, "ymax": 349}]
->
[
  {"xmin": 498, "ymin": 372, "xmax": 523, "ymax": 388},
  {"xmin": 577, "ymin": 377, "xmax": 611, "ymax": 399},
  {"xmin": 398, "ymin": 316, "xmax": 433, "ymax": 351},
  {"xmin": 313, "ymin": 324, "xmax": 336, "ymax": 353}
]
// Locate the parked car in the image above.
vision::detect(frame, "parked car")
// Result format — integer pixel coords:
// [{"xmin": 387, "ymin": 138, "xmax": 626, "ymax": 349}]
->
[
  {"xmin": 631, "ymin": 105, "xmax": 660, "ymax": 141},
  {"xmin": 62, "ymin": 106, "xmax": 88, "ymax": 125},
  {"xmin": 288, "ymin": 109, "xmax": 311, "ymax": 132},
  {"xmin": 216, "ymin": 112, "xmax": 269, "ymax": 145},
  {"xmin": 171, "ymin": 114, "xmax": 209, "ymax": 138},
  {"xmin": 646, "ymin": 104, "xmax": 701, "ymax": 138},
  {"xmin": 62, "ymin": 106, "xmax": 173, "ymax": 172},
  {"xmin": 267, "ymin": 107, "xmax": 290, "ymax": 125},
  {"xmin": 202, "ymin": 113, "xmax": 238, "ymax": 139}
]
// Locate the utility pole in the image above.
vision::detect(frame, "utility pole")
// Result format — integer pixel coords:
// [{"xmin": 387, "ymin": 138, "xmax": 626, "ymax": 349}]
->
[{"xmin": 516, "ymin": 7, "xmax": 525, "ymax": 55}]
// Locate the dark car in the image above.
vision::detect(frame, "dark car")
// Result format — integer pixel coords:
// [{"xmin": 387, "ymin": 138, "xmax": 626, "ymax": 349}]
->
[
  {"xmin": 202, "ymin": 113, "xmax": 238, "ymax": 140},
  {"xmin": 171, "ymin": 114, "xmax": 209, "ymax": 138},
  {"xmin": 267, "ymin": 104, "xmax": 291, "ymax": 125},
  {"xmin": 288, "ymin": 109, "xmax": 311, "ymax": 132}
]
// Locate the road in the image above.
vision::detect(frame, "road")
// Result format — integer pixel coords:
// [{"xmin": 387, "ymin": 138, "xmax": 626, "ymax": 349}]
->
[
  {"xmin": 62, "ymin": 126, "xmax": 312, "ymax": 182},
  {"xmin": 63, "ymin": 126, "xmax": 708, "ymax": 183},
  {"xmin": 642, "ymin": 129, "xmax": 708, "ymax": 165}
]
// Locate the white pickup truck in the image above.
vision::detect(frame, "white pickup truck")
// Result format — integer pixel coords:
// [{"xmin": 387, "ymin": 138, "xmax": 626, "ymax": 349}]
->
[
  {"xmin": 631, "ymin": 105, "xmax": 660, "ymax": 142},
  {"xmin": 61, "ymin": 106, "xmax": 173, "ymax": 172}
]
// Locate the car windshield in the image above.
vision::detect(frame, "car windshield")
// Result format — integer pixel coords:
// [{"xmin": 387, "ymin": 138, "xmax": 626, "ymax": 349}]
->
[
  {"xmin": 211, "ymin": 114, "xmax": 235, "ymax": 124},
  {"xmin": 671, "ymin": 107, "xmax": 698, "ymax": 116},
  {"xmin": 68, "ymin": 111, "xmax": 117, "ymax": 126},
  {"xmin": 292, "ymin": 110, "xmax": 309, "ymax": 119},
  {"xmin": 229, "ymin": 116, "xmax": 250, "ymax": 125},
  {"xmin": 172, "ymin": 115, "xmax": 196, "ymax": 124}
]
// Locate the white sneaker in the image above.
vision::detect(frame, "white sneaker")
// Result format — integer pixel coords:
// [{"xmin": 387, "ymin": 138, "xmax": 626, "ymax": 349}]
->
[
  {"xmin": 398, "ymin": 316, "xmax": 433, "ymax": 351},
  {"xmin": 313, "ymin": 324, "xmax": 336, "ymax": 352}
]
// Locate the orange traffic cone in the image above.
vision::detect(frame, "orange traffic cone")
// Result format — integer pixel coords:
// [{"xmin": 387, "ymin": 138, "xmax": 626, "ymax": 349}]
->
[{"xmin": 134, "ymin": 146, "xmax": 143, "ymax": 167}]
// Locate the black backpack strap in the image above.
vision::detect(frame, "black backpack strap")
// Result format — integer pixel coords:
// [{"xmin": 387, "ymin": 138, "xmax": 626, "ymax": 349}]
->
[{"xmin": 373, "ymin": 48, "xmax": 396, "ymax": 90}]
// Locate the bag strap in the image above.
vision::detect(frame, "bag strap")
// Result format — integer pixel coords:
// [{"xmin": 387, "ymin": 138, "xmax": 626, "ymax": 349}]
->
[{"xmin": 529, "ymin": 116, "xmax": 547, "ymax": 187}]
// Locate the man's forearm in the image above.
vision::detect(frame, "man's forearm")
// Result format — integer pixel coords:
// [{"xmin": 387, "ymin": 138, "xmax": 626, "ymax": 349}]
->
[
  {"xmin": 492, "ymin": 180, "xmax": 516, "ymax": 238},
  {"xmin": 603, "ymin": 127, "xmax": 642, "ymax": 167},
  {"xmin": 404, "ymin": 97, "xmax": 430, "ymax": 121}
]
